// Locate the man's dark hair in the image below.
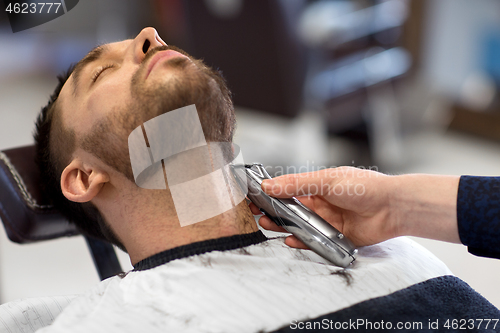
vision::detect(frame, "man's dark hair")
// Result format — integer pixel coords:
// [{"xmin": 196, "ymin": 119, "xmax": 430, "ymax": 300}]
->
[{"xmin": 33, "ymin": 66, "xmax": 126, "ymax": 251}]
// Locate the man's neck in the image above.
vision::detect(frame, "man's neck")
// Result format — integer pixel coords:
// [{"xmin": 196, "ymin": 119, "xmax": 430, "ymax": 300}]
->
[{"xmin": 102, "ymin": 185, "xmax": 258, "ymax": 264}]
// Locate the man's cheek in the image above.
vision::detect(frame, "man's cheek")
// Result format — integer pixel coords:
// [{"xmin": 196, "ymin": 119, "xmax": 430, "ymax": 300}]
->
[{"xmin": 87, "ymin": 81, "xmax": 131, "ymax": 114}]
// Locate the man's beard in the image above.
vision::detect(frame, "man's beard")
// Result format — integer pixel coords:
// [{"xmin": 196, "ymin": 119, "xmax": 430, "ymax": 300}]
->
[{"xmin": 79, "ymin": 45, "xmax": 236, "ymax": 182}]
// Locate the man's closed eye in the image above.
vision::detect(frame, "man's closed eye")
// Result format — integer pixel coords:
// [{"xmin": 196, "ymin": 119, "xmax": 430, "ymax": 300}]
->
[{"xmin": 91, "ymin": 64, "xmax": 115, "ymax": 83}]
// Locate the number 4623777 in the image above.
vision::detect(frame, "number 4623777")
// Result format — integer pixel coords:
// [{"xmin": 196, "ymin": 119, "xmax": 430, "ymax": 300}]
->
[{"xmin": 5, "ymin": 3, "xmax": 62, "ymax": 14}]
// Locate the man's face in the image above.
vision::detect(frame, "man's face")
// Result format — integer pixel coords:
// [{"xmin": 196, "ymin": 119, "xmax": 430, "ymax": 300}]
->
[
  {"xmin": 57, "ymin": 27, "xmax": 235, "ymax": 181},
  {"xmin": 59, "ymin": 28, "xmax": 173, "ymax": 136}
]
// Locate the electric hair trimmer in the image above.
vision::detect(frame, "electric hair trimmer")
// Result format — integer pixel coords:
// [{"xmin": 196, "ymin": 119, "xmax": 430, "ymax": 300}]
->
[{"xmin": 231, "ymin": 163, "xmax": 357, "ymax": 268}]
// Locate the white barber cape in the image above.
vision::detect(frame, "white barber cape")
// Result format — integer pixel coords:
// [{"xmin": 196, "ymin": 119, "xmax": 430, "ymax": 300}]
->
[{"xmin": 1, "ymin": 232, "xmax": 452, "ymax": 333}]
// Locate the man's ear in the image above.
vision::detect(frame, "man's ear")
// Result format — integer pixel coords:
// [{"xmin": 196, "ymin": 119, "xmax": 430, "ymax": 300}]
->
[{"xmin": 61, "ymin": 159, "xmax": 110, "ymax": 203}]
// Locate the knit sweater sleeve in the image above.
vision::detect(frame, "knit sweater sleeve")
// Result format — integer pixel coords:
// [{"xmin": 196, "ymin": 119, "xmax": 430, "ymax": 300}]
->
[{"xmin": 457, "ymin": 176, "xmax": 500, "ymax": 259}]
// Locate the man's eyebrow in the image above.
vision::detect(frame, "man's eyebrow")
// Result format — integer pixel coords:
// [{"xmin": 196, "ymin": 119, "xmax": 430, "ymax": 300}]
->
[{"xmin": 72, "ymin": 44, "xmax": 109, "ymax": 96}]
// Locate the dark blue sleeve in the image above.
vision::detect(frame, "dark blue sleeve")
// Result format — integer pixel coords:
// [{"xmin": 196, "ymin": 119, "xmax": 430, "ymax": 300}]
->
[{"xmin": 457, "ymin": 175, "xmax": 500, "ymax": 259}]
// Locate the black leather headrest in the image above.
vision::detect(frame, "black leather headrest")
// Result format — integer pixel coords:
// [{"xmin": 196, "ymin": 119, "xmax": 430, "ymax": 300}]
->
[{"xmin": 0, "ymin": 145, "xmax": 79, "ymax": 243}]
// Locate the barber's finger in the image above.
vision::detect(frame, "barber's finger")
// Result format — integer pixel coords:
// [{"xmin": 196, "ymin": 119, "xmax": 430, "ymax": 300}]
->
[
  {"xmin": 261, "ymin": 170, "xmax": 334, "ymax": 198},
  {"xmin": 257, "ymin": 215, "xmax": 288, "ymax": 233},
  {"xmin": 284, "ymin": 235, "xmax": 309, "ymax": 249},
  {"xmin": 249, "ymin": 202, "xmax": 262, "ymax": 215}
]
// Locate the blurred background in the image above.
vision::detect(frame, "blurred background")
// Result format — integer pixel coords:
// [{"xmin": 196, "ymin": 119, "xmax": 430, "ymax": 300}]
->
[{"xmin": 1, "ymin": 0, "xmax": 500, "ymax": 308}]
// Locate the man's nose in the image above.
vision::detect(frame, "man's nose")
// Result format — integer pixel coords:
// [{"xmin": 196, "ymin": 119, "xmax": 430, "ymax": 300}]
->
[{"xmin": 129, "ymin": 27, "xmax": 167, "ymax": 63}]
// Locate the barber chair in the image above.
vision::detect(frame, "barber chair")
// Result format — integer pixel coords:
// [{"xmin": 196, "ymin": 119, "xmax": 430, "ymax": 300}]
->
[{"xmin": 0, "ymin": 145, "xmax": 123, "ymax": 281}]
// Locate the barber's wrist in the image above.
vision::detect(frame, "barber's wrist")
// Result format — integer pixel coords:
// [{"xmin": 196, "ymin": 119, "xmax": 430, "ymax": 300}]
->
[
  {"xmin": 387, "ymin": 174, "xmax": 411, "ymax": 239},
  {"xmin": 391, "ymin": 174, "xmax": 461, "ymax": 243}
]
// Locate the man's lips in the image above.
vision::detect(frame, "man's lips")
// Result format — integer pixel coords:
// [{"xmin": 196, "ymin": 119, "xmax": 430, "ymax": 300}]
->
[{"xmin": 146, "ymin": 50, "xmax": 187, "ymax": 79}]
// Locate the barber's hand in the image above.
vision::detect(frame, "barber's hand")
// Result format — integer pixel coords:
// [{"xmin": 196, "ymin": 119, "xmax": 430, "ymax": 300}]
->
[
  {"xmin": 250, "ymin": 166, "xmax": 461, "ymax": 248},
  {"xmin": 250, "ymin": 167, "xmax": 398, "ymax": 248}
]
